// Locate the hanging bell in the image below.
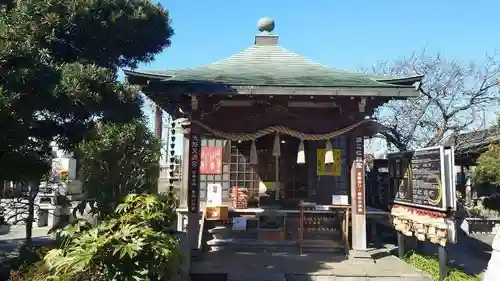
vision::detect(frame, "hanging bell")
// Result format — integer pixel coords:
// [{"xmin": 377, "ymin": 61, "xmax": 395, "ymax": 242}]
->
[
  {"xmin": 297, "ymin": 140, "xmax": 305, "ymax": 164},
  {"xmin": 325, "ymin": 139, "xmax": 334, "ymax": 164}
]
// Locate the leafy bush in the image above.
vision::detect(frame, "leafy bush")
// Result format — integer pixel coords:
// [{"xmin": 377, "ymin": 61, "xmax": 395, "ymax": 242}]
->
[
  {"xmin": 469, "ymin": 196, "xmax": 500, "ymax": 217},
  {"xmin": 482, "ymin": 194, "xmax": 500, "ymax": 212},
  {"xmin": 44, "ymin": 194, "xmax": 182, "ymax": 281},
  {"xmin": 9, "ymin": 261, "xmax": 50, "ymax": 281},
  {"xmin": 75, "ymin": 119, "xmax": 162, "ymax": 218},
  {"xmin": 473, "ymin": 145, "xmax": 500, "ymax": 187},
  {"xmin": 7, "ymin": 245, "xmax": 55, "ymax": 281}
]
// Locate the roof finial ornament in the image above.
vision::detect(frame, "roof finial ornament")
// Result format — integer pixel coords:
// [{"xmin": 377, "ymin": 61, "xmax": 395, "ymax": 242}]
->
[{"xmin": 257, "ymin": 17, "xmax": 275, "ymax": 33}]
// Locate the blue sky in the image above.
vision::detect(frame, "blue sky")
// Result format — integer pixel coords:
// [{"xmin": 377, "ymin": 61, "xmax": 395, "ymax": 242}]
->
[{"xmin": 140, "ymin": 0, "xmax": 500, "ymax": 156}]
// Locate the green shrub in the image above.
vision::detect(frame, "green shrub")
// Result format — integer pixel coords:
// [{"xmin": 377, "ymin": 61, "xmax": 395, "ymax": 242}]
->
[
  {"xmin": 44, "ymin": 193, "xmax": 182, "ymax": 281},
  {"xmin": 7, "ymin": 245, "xmax": 55, "ymax": 281},
  {"xmin": 473, "ymin": 145, "xmax": 500, "ymax": 187},
  {"xmin": 404, "ymin": 251, "xmax": 480, "ymax": 281},
  {"xmin": 469, "ymin": 199, "xmax": 500, "ymax": 217},
  {"xmin": 9, "ymin": 261, "xmax": 50, "ymax": 281}
]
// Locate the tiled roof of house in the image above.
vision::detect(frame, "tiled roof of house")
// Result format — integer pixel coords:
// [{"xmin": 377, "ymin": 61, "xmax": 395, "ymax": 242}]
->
[{"xmin": 446, "ymin": 126, "xmax": 500, "ymax": 154}]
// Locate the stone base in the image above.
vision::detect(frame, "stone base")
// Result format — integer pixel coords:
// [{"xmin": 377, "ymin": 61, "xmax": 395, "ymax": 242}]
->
[{"xmin": 349, "ymin": 250, "xmax": 375, "ymax": 264}]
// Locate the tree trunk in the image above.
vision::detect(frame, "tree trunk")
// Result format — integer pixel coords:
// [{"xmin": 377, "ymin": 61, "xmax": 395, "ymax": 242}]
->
[
  {"xmin": 19, "ymin": 182, "xmax": 38, "ymax": 261},
  {"xmin": 24, "ymin": 182, "xmax": 39, "ymax": 248}
]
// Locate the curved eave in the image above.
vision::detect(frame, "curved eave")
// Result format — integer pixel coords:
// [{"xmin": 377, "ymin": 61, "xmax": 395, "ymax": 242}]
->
[
  {"xmin": 159, "ymin": 79, "xmax": 418, "ymax": 89},
  {"xmin": 376, "ymin": 75, "xmax": 425, "ymax": 86},
  {"xmin": 123, "ymin": 69, "xmax": 422, "ymax": 99},
  {"xmin": 123, "ymin": 69, "xmax": 172, "ymax": 80},
  {"xmin": 124, "ymin": 69, "xmax": 422, "ymax": 89}
]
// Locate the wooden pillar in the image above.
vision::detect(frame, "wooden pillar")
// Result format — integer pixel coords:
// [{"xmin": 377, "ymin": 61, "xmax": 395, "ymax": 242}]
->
[
  {"xmin": 154, "ymin": 105, "xmax": 163, "ymax": 139},
  {"xmin": 465, "ymin": 166, "xmax": 473, "ymax": 206},
  {"xmin": 186, "ymin": 97, "xmax": 202, "ymax": 264},
  {"xmin": 349, "ymin": 134, "xmax": 367, "ymax": 251},
  {"xmin": 186, "ymin": 126, "xmax": 201, "ymax": 259}
]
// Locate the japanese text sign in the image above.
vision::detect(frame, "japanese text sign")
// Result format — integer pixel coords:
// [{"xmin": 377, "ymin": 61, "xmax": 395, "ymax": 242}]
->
[{"xmin": 354, "ymin": 136, "xmax": 365, "ymax": 215}]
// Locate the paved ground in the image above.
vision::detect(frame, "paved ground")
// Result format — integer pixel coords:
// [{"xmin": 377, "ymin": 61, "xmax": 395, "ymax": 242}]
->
[
  {"xmin": 0, "ymin": 225, "xmax": 51, "ymax": 241},
  {"xmin": 0, "ymin": 226, "xmax": 53, "ymax": 262},
  {"xmin": 191, "ymin": 249, "xmax": 432, "ymax": 281}
]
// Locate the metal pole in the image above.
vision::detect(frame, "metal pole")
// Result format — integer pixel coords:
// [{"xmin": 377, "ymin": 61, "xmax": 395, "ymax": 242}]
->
[
  {"xmin": 438, "ymin": 245, "xmax": 448, "ymax": 281},
  {"xmin": 397, "ymin": 232, "xmax": 405, "ymax": 259},
  {"xmin": 275, "ymin": 155, "xmax": 279, "ymax": 201}
]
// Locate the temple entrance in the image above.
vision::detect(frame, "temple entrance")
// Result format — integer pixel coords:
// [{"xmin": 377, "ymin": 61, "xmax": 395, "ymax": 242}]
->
[
  {"xmin": 125, "ymin": 16, "xmax": 425, "ymax": 271},
  {"xmin": 231, "ymin": 135, "xmax": 311, "ymax": 208}
]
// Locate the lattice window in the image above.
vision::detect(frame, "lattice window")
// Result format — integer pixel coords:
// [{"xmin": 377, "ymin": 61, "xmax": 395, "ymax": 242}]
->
[{"xmin": 229, "ymin": 142, "xmax": 259, "ymax": 201}]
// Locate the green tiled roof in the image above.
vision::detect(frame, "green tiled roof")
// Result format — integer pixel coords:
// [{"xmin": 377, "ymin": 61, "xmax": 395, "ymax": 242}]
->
[
  {"xmin": 134, "ymin": 44, "xmax": 419, "ymax": 87},
  {"xmin": 125, "ymin": 20, "xmax": 423, "ymax": 88}
]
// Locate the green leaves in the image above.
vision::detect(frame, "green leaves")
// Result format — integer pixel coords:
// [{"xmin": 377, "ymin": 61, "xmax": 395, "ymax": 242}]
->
[
  {"xmin": 0, "ymin": 0, "xmax": 173, "ymax": 182},
  {"xmin": 44, "ymin": 194, "xmax": 183, "ymax": 281},
  {"xmin": 75, "ymin": 120, "xmax": 162, "ymax": 218},
  {"xmin": 473, "ymin": 144, "xmax": 500, "ymax": 187}
]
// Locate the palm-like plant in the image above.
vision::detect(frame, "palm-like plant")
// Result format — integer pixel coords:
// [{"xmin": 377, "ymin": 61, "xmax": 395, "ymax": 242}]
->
[{"xmin": 44, "ymin": 194, "xmax": 182, "ymax": 281}]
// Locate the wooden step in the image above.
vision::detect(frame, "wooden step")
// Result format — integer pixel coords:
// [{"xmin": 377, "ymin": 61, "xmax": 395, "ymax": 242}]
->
[
  {"xmin": 206, "ymin": 238, "xmax": 298, "ymax": 252},
  {"xmin": 207, "ymin": 238, "xmax": 298, "ymax": 247},
  {"xmin": 205, "ymin": 238, "xmax": 345, "ymax": 254}
]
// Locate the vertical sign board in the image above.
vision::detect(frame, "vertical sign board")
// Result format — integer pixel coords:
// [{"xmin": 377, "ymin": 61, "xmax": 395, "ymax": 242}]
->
[
  {"xmin": 354, "ymin": 136, "xmax": 365, "ymax": 215},
  {"xmin": 188, "ymin": 134, "xmax": 201, "ymax": 214}
]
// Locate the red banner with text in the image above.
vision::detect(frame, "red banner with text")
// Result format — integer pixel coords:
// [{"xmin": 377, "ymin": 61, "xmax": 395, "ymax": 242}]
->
[{"xmin": 200, "ymin": 146, "xmax": 222, "ymax": 175}]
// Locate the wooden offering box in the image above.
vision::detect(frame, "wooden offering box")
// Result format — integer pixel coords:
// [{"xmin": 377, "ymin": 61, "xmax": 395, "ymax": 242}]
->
[
  {"xmin": 298, "ymin": 202, "xmax": 350, "ymax": 255},
  {"xmin": 205, "ymin": 206, "xmax": 229, "ymax": 221}
]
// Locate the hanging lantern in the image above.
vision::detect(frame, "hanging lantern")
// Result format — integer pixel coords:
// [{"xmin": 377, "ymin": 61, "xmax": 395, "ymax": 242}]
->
[
  {"xmin": 297, "ymin": 140, "xmax": 305, "ymax": 164},
  {"xmin": 325, "ymin": 139, "xmax": 334, "ymax": 164},
  {"xmin": 250, "ymin": 139, "xmax": 258, "ymax": 165}
]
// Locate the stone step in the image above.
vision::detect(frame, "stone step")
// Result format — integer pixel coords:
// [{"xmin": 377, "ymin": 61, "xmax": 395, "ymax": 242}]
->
[
  {"xmin": 208, "ymin": 227, "xmax": 276, "ymax": 235},
  {"xmin": 206, "ymin": 238, "xmax": 345, "ymax": 253}
]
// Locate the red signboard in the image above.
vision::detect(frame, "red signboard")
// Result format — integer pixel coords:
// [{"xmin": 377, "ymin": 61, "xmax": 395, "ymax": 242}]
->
[
  {"xmin": 354, "ymin": 136, "xmax": 365, "ymax": 215},
  {"xmin": 200, "ymin": 146, "xmax": 222, "ymax": 175}
]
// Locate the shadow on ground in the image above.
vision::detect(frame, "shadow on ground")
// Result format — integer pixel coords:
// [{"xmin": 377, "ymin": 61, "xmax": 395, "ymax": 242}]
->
[{"xmin": 191, "ymin": 248, "xmax": 431, "ymax": 281}]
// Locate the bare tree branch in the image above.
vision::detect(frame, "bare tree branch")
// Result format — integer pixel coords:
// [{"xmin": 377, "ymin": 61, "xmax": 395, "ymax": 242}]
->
[{"xmin": 368, "ymin": 49, "xmax": 500, "ymax": 150}]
